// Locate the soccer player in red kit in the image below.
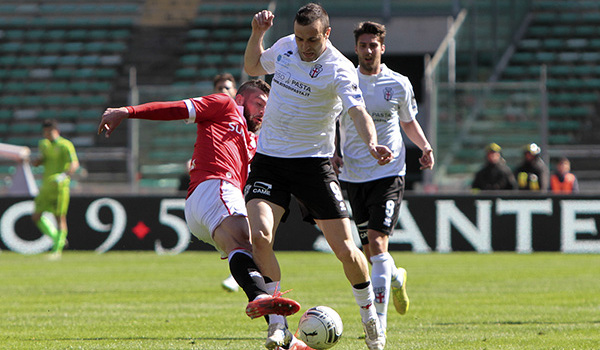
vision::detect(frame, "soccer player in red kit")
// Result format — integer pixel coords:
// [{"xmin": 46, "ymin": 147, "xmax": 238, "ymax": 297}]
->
[{"xmin": 97, "ymin": 80, "xmax": 303, "ymax": 338}]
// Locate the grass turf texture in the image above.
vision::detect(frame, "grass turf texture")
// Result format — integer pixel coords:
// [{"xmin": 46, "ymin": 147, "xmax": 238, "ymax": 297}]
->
[{"xmin": 0, "ymin": 251, "xmax": 598, "ymax": 350}]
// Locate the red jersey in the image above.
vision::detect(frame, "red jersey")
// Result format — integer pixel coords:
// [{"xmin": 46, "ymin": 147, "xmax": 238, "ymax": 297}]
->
[{"xmin": 126, "ymin": 94, "xmax": 257, "ymax": 197}]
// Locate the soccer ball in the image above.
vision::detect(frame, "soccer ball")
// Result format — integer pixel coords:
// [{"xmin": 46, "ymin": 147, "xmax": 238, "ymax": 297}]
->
[{"xmin": 297, "ymin": 306, "xmax": 343, "ymax": 349}]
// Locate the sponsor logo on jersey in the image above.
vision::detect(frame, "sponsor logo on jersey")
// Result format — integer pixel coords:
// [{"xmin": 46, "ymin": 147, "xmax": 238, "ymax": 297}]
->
[
  {"xmin": 309, "ymin": 64, "xmax": 323, "ymax": 78},
  {"xmin": 228, "ymin": 122, "xmax": 246, "ymax": 135},
  {"xmin": 273, "ymin": 71, "xmax": 312, "ymax": 96},
  {"xmin": 370, "ymin": 112, "xmax": 393, "ymax": 122}
]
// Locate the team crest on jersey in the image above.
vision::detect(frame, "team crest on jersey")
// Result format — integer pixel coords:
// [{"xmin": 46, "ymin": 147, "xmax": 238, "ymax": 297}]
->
[
  {"xmin": 383, "ymin": 87, "xmax": 394, "ymax": 101},
  {"xmin": 309, "ymin": 64, "xmax": 323, "ymax": 78}
]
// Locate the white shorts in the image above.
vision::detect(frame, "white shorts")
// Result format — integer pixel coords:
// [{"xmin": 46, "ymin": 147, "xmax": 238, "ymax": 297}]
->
[{"xmin": 185, "ymin": 179, "xmax": 247, "ymax": 258}]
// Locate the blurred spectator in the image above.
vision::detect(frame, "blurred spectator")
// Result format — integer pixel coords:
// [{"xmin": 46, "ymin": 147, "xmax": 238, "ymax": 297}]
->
[
  {"xmin": 471, "ymin": 143, "xmax": 517, "ymax": 192},
  {"xmin": 213, "ymin": 73, "xmax": 237, "ymax": 98},
  {"xmin": 550, "ymin": 157, "xmax": 579, "ymax": 194},
  {"xmin": 515, "ymin": 143, "xmax": 549, "ymax": 192}
]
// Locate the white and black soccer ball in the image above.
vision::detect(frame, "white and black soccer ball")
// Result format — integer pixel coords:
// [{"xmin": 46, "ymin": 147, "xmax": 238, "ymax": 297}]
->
[{"xmin": 297, "ymin": 306, "xmax": 343, "ymax": 349}]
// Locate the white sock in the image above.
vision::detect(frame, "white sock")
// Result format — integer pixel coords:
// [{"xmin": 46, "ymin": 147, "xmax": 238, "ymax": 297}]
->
[
  {"xmin": 371, "ymin": 252, "xmax": 393, "ymax": 330},
  {"xmin": 265, "ymin": 281, "xmax": 285, "ymax": 325},
  {"xmin": 269, "ymin": 314, "xmax": 286, "ymax": 325},
  {"xmin": 266, "ymin": 281, "xmax": 280, "ymax": 295},
  {"xmin": 352, "ymin": 283, "xmax": 378, "ymax": 322}
]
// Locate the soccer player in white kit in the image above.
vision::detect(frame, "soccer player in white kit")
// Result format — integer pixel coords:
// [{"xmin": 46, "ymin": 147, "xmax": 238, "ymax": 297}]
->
[
  {"xmin": 97, "ymin": 80, "xmax": 303, "ymax": 342},
  {"xmin": 244, "ymin": 4, "xmax": 392, "ymax": 350},
  {"xmin": 332, "ymin": 21, "xmax": 434, "ymax": 334}
]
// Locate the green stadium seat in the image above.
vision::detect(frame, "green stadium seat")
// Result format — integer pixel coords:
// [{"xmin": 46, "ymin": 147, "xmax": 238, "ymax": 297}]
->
[
  {"xmin": 225, "ymin": 54, "xmax": 242, "ymax": 65},
  {"xmin": 80, "ymin": 55, "xmax": 101, "ymax": 66},
  {"xmin": 511, "ymin": 52, "xmax": 535, "ymax": 63},
  {"xmin": 213, "ymin": 29, "xmax": 235, "ymax": 39},
  {"xmin": 27, "ymin": 82, "xmax": 46, "ymax": 92},
  {"xmin": 88, "ymin": 30, "xmax": 110, "ymax": 40},
  {"xmin": 519, "ymin": 39, "xmax": 541, "ymax": 50},
  {"xmin": 37, "ymin": 55, "xmax": 60, "ymax": 66},
  {"xmin": 203, "ymin": 54, "xmax": 223, "ymax": 65},
  {"xmin": 536, "ymin": 52, "xmax": 556, "ymax": 62},
  {"xmin": 549, "ymin": 120, "xmax": 581, "ymax": 131},
  {"xmin": 110, "ymin": 29, "xmax": 131, "ymax": 40},
  {"xmin": 0, "ymin": 56, "xmax": 17, "ymax": 66},
  {"xmin": 574, "ymin": 26, "xmax": 595, "ymax": 37},
  {"xmin": 198, "ymin": 68, "xmax": 219, "ymax": 79},
  {"xmin": 21, "ymin": 56, "xmax": 38, "ymax": 66},
  {"xmin": 542, "ymin": 39, "xmax": 563, "ymax": 50},
  {"xmin": 47, "ymin": 30, "xmax": 67, "ymax": 40},
  {"xmin": 4, "ymin": 30, "xmax": 25, "ymax": 40},
  {"xmin": 75, "ymin": 123, "xmax": 98, "ymax": 133},
  {"xmin": 188, "ymin": 29, "xmax": 209, "ymax": 39},
  {"xmin": 185, "ymin": 42, "xmax": 204, "ymax": 52},
  {"xmin": 67, "ymin": 29, "xmax": 88, "ymax": 40},
  {"xmin": 42, "ymin": 42, "xmax": 63, "ymax": 53},
  {"xmin": 548, "ymin": 134, "xmax": 574, "ymax": 145},
  {"xmin": 64, "ymin": 42, "xmax": 85, "ymax": 53},
  {"xmin": 37, "ymin": 109, "xmax": 60, "ymax": 120},
  {"xmin": 84, "ymin": 42, "xmax": 104, "ymax": 53},
  {"xmin": 581, "ymin": 52, "xmax": 600, "ymax": 62},
  {"xmin": 180, "ymin": 55, "xmax": 201, "ymax": 65},
  {"xmin": 0, "ymin": 42, "xmax": 22, "ymax": 53},
  {"xmin": 94, "ymin": 68, "xmax": 117, "ymax": 79},
  {"xmin": 0, "ymin": 110, "xmax": 12, "ymax": 120},
  {"xmin": 231, "ymin": 41, "xmax": 247, "ymax": 52},
  {"xmin": 9, "ymin": 69, "xmax": 29, "ymax": 79},
  {"xmin": 5, "ymin": 82, "xmax": 25, "ymax": 92},
  {"xmin": 60, "ymin": 55, "xmax": 80, "ymax": 66}
]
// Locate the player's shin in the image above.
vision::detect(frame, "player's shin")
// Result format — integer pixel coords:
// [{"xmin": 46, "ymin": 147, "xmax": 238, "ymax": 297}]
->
[
  {"xmin": 228, "ymin": 249, "xmax": 268, "ymax": 301},
  {"xmin": 370, "ymin": 252, "xmax": 393, "ymax": 331}
]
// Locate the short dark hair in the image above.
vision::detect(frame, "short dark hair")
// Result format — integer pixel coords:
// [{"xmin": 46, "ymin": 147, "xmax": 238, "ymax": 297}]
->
[
  {"xmin": 237, "ymin": 79, "xmax": 270, "ymax": 97},
  {"xmin": 42, "ymin": 119, "xmax": 58, "ymax": 130},
  {"xmin": 295, "ymin": 3, "xmax": 329, "ymax": 33},
  {"xmin": 213, "ymin": 73, "xmax": 236, "ymax": 89},
  {"xmin": 354, "ymin": 21, "xmax": 386, "ymax": 44}
]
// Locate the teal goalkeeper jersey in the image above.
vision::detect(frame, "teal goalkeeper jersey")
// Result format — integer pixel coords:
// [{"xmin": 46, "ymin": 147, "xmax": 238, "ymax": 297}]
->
[{"xmin": 38, "ymin": 136, "xmax": 78, "ymax": 181}]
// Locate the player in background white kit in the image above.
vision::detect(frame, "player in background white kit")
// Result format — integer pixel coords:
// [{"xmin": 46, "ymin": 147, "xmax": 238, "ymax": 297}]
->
[
  {"xmin": 97, "ymin": 80, "xmax": 304, "ymax": 346},
  {"xmin": 244, "ymin": 4, "xmax": 392, "ymax": 350},
  {"xmin": 331, "ymin": 21, "xmax": 434, "ymax": 334}
]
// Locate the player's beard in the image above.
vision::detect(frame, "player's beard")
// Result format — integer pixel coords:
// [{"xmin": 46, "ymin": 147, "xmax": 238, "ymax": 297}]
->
[
  {"xmin": 359, "ymin": 56, "xmax": 379, "ymax": 74},
  {"xmin": 245, "ymin": 112, "xmax": 262, "ymax": 133}
]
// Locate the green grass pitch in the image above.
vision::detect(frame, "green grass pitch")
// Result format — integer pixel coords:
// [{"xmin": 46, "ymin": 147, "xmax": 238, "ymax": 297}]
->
[{"xmin": 1, "ymin": 251, "xmax": 598, "ymax": 349}]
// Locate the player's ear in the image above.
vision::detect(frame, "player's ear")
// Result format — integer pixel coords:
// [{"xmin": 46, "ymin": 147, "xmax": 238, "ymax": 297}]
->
[
  {"xmin": 235, "ymin": 94, "xmax": 245, "ymax": 106},
  {"xmin": 381, "ymin": 43, "xmax": 386, "ymax": 55}
]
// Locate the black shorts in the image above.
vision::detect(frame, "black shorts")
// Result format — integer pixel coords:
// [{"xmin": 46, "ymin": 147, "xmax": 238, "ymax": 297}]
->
[
  {"xmin": 343, "ymin": 176, "xmax": 404, "ymax": 245},
  {"xmin": 244, "ymin": 153, "xmax": 349, "ymax": 221}
]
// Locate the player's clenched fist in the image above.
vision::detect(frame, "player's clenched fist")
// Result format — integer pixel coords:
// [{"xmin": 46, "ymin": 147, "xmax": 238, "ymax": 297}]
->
[
  {"xmin": 252, "ymin": 10, "xmax": 274, "ymax": 32},
  {"xmin": 419, "ymin": 148, "xmax": 434, "ymax": 170}
]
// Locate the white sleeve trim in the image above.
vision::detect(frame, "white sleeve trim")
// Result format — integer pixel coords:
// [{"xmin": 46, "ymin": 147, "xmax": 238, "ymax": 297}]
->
[{"xmin": 183, "ymin": 98, "xmax": 198, "ymax": 123}]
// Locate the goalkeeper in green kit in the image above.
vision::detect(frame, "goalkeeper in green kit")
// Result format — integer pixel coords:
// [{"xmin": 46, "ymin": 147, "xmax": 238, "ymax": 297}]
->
[{"xmin": 31, "ymin": 119, "xmax": 79, "ymax": 257}]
